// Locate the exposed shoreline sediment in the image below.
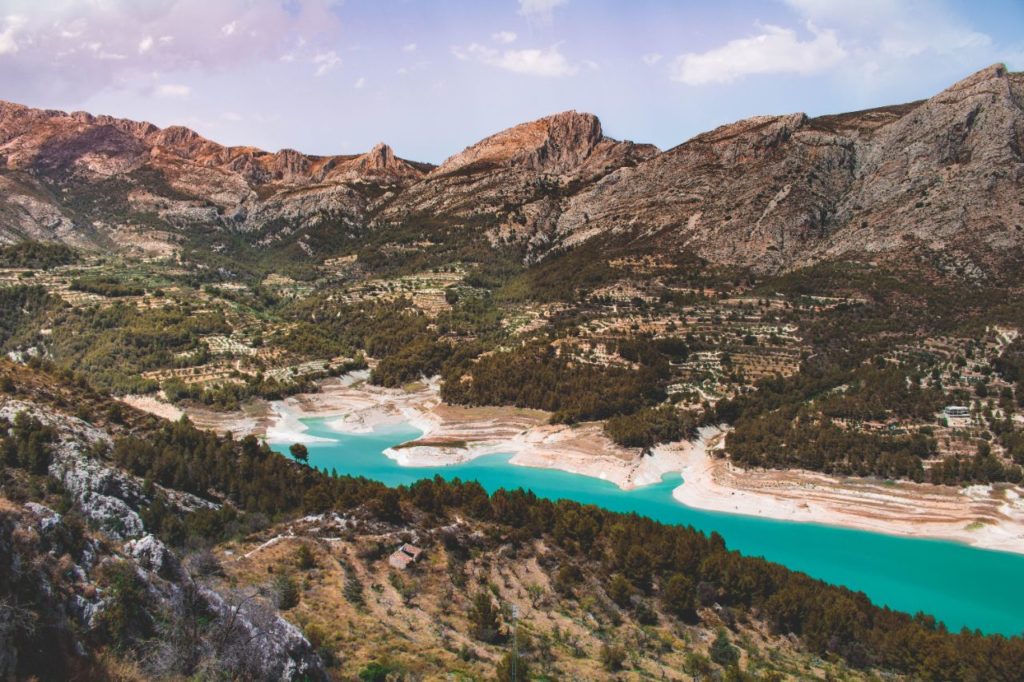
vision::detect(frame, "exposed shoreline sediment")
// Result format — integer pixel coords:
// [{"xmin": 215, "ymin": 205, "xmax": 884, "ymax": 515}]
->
[{"xmin": 123, "ymin": 374, "xmax": 1024, "ymax": 555}]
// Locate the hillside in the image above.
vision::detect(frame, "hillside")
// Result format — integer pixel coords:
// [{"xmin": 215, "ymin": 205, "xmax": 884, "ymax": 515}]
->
[
  {"xmin": 1, "ymin": 64, "xmax": 1022, "ymax": 279},
  {"xmin": 2, "ymin": 360, "xmax": 1024, "ymax": 680},
  {"xmin": 0, "ymin": 100, "xmax": 429, "ymax": 256},
  {"xmin": 550, "ymin": 64, "xmax": 1024, "ymax": 279}
]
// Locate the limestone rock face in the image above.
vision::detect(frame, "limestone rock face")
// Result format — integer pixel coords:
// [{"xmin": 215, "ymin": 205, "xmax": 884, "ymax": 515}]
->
[
  {"xmin": 551, "ymin": 64, "xmax": 1024, "ymax": 277},
  {"xmin": 434, "ymin": 111, "xmax": 608, "ymax": 175},
  {"xmin": 1, "ymin": 488, "xmax": 328, "ymax": 681},
  {"xmin": 200, "ymin": 587, "xmax": 329, "ymax": 682},
  {"xmin": 125, "ymin": 534, "xmax": 180, "ymax": 579},
  {"xmin": 342, "ymin": 142, "xmax": 424, "ymax": 180},
  {"xmin": 373, "ymin": 110, "xmax": 659, "ymax": 251},
  {"xmin": 0, "ymin": 400, "xmax": 214, "ymax": 539},
  {"xmin": 1, "ymin": 65, "xmax": 1022, "ymax": 276},
  {"xmin": 0, "ymin": 102, "xmax": 428, "ymax": 251}
]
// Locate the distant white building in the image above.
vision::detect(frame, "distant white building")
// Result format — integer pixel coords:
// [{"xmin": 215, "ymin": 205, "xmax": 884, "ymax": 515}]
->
[{"xmin": 943, "ymin": 406, "xmax": 971, "ymax": 426}]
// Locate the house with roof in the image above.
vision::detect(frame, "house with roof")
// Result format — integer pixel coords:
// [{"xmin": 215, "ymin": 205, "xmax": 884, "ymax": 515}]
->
[{"xmin": 388, "ymin": 543, "xmax": 423, "ymax": 570}]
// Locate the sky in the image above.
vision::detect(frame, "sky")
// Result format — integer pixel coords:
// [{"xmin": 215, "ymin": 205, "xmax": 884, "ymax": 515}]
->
[{"xmin": 0, "ymin": 0, "xmax": 1021, "ymax": 163}]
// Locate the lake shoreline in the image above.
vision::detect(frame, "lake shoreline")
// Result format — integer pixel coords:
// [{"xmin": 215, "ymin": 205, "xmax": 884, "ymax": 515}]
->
[{"xmin": 125, "ymin": 374, "xmax": 1024, "ymax": 556}]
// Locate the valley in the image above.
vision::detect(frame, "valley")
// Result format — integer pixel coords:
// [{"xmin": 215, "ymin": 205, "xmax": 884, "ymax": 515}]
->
[{"xmin": 3, "ymin": 62, "xmax": 1024, "ymax": 679}]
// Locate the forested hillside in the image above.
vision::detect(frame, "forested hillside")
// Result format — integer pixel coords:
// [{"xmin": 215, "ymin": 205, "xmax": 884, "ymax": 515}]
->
[{"xmin": 1, "ymin": 360, "xmax": 1023, "ymax": 680}]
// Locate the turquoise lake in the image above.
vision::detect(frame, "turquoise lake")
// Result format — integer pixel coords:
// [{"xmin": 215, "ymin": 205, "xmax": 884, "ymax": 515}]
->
[{"xmin": 270, "ymin": 418, "xmax": 1024, "ymax": 636}]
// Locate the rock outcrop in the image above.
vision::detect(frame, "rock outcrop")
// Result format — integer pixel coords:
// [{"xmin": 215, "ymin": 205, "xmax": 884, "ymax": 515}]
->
[
  {"xmin": 550, "ymin": 64, "xmax": 1024, "ymax": 276},
  {"xmin": 0, "ymin": 399, "xmax": 213, "ymax": 539},
  {"xmin": 0, "ymin": 397, "xmax": 329, "ymax": 681},
  {"xmin": 0, "ymin": 102, "xmax": 428, "ymax": 251}
]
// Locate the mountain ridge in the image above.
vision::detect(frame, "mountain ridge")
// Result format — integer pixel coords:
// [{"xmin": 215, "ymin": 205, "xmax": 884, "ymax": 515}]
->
[{"xmin": 0, "ymin": 63, "xmax": 1021, "ymax": 279}]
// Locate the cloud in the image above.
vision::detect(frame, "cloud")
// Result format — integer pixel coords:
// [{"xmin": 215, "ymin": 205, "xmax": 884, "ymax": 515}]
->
[
  {"xmin": 0, "ymin": 14, "xmax": 25, "ymax": 55},
  {"xmin": 642, "ymin": 53, "xmax": 662, "ymax": 65},
  {"xmin": 784, "ymin": 0, "xmax": 990, "ymax": 58},
  {"xmin": 312, "ymin": 50, "xmax": 340, "ymax": 76},
  {"xmin": 670, "ymin": 23, "xmax": 845, "ymax": 85},
  {"xmin": 491, "ymin": 31, "xmax": 517, "ymax": 44},
  {"xmin": 0, "ymin": 1, "xmax": 345, "ymax": 102},
  {"xmin": 402, "ymin": 42, "xmax": 416, "ymax": 52},
  {"xmin": 518, "ymin": 0, "xmax": 568, "ymax": 23},
  {"xmin": 155, "ymin": 83, "xmax": 191, "ymax": 97},
  {"xmin": 354, "ymin": 76, "xmax": 365, "ymax": 88},
  {"xmin": 452, "ymin": 43, "xmax": 578, "ymax": 77},
  {"xmin": 664, "ymin": 1, "xmax": 998, "ymax": 90}
]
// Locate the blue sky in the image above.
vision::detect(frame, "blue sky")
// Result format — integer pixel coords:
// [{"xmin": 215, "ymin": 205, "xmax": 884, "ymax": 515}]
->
[{"xmin": 0, "ymin": 0, "xmax": 1021, "ymax": 162}]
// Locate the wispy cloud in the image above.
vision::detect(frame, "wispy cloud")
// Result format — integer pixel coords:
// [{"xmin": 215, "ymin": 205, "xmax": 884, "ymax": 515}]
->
[
  {"xmin": 312, "ymin": 50, "xmax": 341, "ymax": 76},
  {"xmin": 354, "ymin": 76, "xmax": 365, "ymax": 89},
  {"xmin": 0, "ymin": 15, "xmax": 26, "ymax": 55},
  {"xmin": 670, "ymin": 23, "xmax": 845, "ymax": 85},
  {"xmin": 642, "ymin": 53, "xmax": 662, "ymax": 65},
  {"xmin": 402, "ymin": 42, "xmax": 417, "ymax": 52},
  {"xmin": 452, "ymin": 42, "xmax": 578, "ymax": 77},
  {"xmin": 155, "ymin": 83, "xmax": 191, "ymax": 98},
  {"xmin": 492, "ymin": 31, "xmax": 517, "ymax": 44},
  {"xmin": 667, "ymin": 1, "xmax": 998, "ymax": 88},
  {"xmin": 0, "ymin": 1, "xmax": 345, "ymax": 101},
  {"xmin": 785, "ymin": 0, "xmax": 990, "ymax": 58},
  {"xmin": 518, "ymin": 0, "xmax": 568, "ymax": 23}
]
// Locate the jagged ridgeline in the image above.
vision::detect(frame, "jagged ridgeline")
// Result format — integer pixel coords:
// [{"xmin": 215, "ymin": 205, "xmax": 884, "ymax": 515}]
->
[
  {"xmin": 0, "ymin": 64, "xmax": 1022, "ymax": 281},
  {"xmin": 1, "ymin": 361, "xmax": 1023, "ymax": 680}
]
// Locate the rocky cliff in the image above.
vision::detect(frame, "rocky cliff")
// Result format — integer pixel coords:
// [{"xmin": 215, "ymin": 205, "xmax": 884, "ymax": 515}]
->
[
  {"xmin": 372, "ymin": 110, "xmax": 660, "ymax": 254},
  {"xmin": 0, "ymin": 372, "xmax": 329, "ymax": 681},
  {"xmin": 550, "ymin": 64, "xmax": 1024, "ymax": 278},
  {"xmin": 0, "ymin": 101, "xmax": 428, "ymax": 251},
  {"xmin": 1, "ymin": 64, "xmax": 1022, "ymax": 277}
]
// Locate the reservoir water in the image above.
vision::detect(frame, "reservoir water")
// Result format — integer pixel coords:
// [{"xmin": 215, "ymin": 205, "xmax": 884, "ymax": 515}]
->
[{"xmin": 269, "ymin": 418, "xmax": 1024, "ymax": 636}]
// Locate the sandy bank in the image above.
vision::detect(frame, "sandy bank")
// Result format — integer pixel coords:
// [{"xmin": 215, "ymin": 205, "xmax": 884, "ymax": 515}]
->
[
  {"xmin": 673, "ymin": 428, "xmax": 1024, "ymax": 554},
  {"xmin": 128, "ymin": 374, "xmax": 1024, "ymax": 555},
  {"xmin": 267, "ymin": 375, "xmax": 664, "ymax": 487}
]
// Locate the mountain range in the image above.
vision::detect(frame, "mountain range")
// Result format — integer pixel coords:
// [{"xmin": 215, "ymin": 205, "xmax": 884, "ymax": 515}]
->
[{"xmin": 1, "ymin": 63, "xmax": 1022, "ymax": 279}]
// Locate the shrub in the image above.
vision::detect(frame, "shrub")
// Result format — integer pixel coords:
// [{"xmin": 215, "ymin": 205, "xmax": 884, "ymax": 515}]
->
[
  {"xmin": 295, "ymin": 543, "xmax": 316, "ymax": 570},
  {"xmin": 468, "ymin": 591, "xmax": 503, "ymax": 643},
  {"xmin": 358, "ymin": 661, "xmax": 396, "ymax": 682},
  {"xmin": 271, "ymin": 574, "xmax": 299, "ymax": 610},
  {"xmin": 600, "ymin": 643, "xmax": 626, "ymax": 671},
  {"xmin": 710, "ymin": 629, "xmax": 740, "ymax": 667}
]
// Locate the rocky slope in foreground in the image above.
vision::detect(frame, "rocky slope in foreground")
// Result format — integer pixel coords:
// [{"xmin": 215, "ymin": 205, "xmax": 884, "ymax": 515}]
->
[
  {"xmin": 0, "ymin": 64, "xmax": 1022, "ymax": 278},
  {"xmin": 4, "ymin": 361, "xmax": 1024, "ymax": 680},
  {"xmin": 0, "ymin": 361, "xmax": 851, "ymax": 681}
]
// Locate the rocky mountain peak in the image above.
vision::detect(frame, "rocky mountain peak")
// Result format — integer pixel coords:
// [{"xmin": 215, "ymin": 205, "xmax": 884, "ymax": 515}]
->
[
  {"xmin": 359, "ymin": 142, "xmax": 398, "ymax": 171},
  {"xmin": 150, "ymin": 125, "xmax": 210, "ymax": 153},
  {"xmin": 939, "ymin": 63, "xmax": 1010, "ymax": 95},
  {"xmin": 339, "ymin": 142, "xmax": 424, "ymax": 181},
  {"xmin": 434, "ymin": 110, "xmax": 608, "ymax": 176},
  {"xmin": 263, "ymin": 148, "xmax": 313, "ymax": 180}
]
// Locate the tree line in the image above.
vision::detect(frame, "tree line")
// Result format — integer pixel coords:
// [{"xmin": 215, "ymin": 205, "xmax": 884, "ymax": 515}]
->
[{"xmin": 57, "ymin": 408, "xmax": 1021, "ymax": 680}]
